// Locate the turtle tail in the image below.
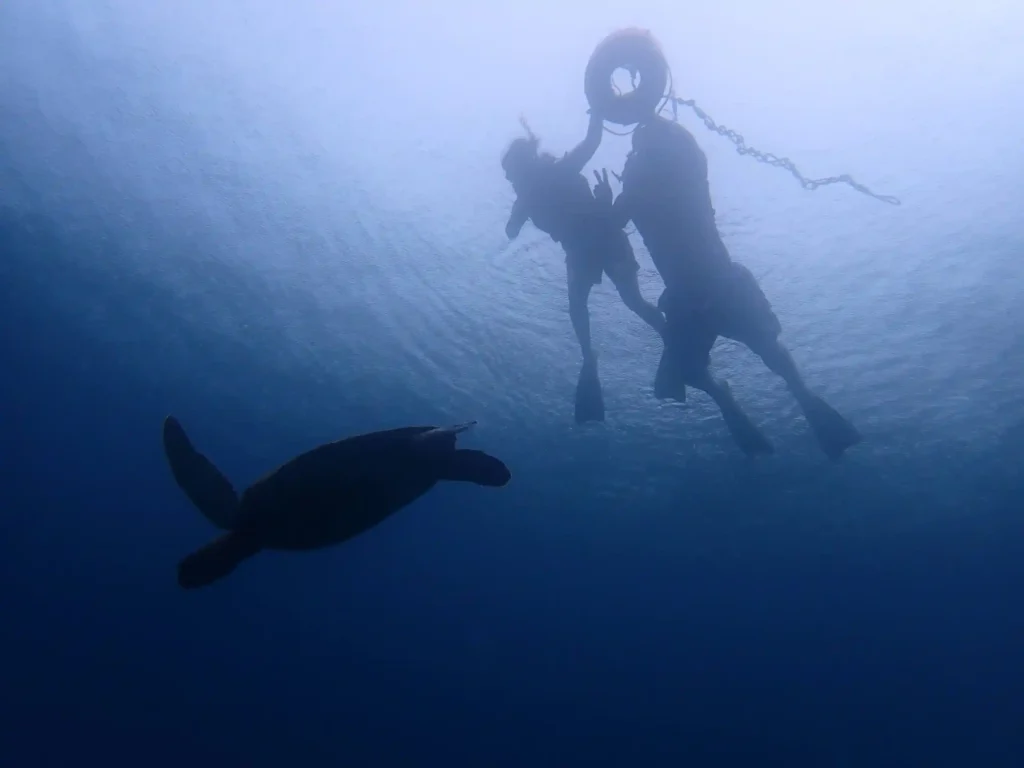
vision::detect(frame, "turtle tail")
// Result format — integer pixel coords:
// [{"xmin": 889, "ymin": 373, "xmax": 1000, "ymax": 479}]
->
[
  {"xmin": 178, "ymin": 531, "xmax": 262, "ymax": 589},
  {"xmin": 162, "ymin": 416, "xmax": 239, "ymax": 530},
  {"xmin": 438, "ymin": 449, "xmax": 511, "ymax": 487}
]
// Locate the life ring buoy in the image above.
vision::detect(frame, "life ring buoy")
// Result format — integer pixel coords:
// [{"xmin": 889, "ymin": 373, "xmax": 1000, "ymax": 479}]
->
[{"xmin": 584, "ymin": 28, "xmax": 669, "ymax": 127}]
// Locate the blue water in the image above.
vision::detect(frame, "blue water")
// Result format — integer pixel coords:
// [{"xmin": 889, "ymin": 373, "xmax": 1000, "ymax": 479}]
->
[{"xmin": 3, "ymin": 1, "xmax": 1024, "ymax": 765}]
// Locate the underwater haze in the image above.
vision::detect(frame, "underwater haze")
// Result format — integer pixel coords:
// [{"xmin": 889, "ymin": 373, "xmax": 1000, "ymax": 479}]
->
[{"xmin": 3, "ymin": 0, "xmax": 1024, "ymax": 765}]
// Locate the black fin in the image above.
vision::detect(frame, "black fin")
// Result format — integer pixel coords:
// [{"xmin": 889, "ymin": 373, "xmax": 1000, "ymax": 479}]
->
[
  {"xmin": 162, "ymin": 416, "xmax": 239, "ymax": 530},
  {"xmin": 716, "ymin": 388, "xmax": 774, "ymax": 457},
  {"xmin": 574, "ymin": 359, "xmax": 605, "ymax": 424},
  {"xmin": 802, "ymin": 394, "xmax": 862, "ymax": 460},
  {"xmin": 438, "ymin": 449, "xmax": 511, "ymax": 487}
]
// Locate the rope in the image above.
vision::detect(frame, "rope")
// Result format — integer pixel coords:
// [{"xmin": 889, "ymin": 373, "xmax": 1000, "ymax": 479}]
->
[{"xmin": 600, "ymin": 66, "xmax": 902, "ymax": 205}]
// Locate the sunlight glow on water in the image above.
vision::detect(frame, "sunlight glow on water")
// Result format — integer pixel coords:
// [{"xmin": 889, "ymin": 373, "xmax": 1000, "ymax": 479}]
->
[{"xmin": 2, "ymin": 1, "xmax": 1023, "ymax": 764}]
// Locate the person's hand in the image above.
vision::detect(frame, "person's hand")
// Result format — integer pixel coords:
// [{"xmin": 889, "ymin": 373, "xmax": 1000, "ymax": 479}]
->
[{"xmin": 592, "ymin": 168, "xmax": 613, "ymax": 206}]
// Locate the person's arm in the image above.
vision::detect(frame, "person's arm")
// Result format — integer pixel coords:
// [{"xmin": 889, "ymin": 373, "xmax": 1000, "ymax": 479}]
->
[
  {"xmin": 558, "ymin": 112, "xmax": 604, "ymax": 175},
  {"xmin": 505, "ymin": 196, "xmax": 529, "ymax": 239}
]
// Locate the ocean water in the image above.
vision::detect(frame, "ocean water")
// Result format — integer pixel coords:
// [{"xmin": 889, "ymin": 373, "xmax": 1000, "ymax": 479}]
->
[{"xmin": 2, "ymin": 1, "xmax": 1023, "ymax": 765}]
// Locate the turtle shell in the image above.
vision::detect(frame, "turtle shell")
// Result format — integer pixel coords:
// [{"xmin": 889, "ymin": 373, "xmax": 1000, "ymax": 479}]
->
[{"xmin": 236, "ymin": 426, "xmax": 446, "ymax": 550}]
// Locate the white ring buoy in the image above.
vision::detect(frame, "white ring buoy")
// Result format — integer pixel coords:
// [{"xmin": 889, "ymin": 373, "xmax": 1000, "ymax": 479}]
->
[{"xmin": 584, "ymin": 28, "xmax": 669, "ymax": 127}]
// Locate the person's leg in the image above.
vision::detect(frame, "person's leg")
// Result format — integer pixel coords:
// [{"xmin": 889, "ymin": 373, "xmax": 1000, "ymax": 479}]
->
[
  {"xmin": 722, "ymin": 263, "xmax": 861, "ymax": 458},
  {"xmin": 750, "ymin": 335, "xmax": 812, "ymax": 399},
  {"xmin": 660, "ymin": 292, "xmax": 773, "ymax": 455},
  {"xmin": 607, "ymin": 262, "xmax": 666, "ymax": 336},
  {"xmin": 652, "ymin": 286, "xmax": 688, "ymax": 401},
  {"xmin": 684, "ymin": 367, "xmax": 772, "ymax": 455},
  {"xmin": 748, "ymin": 333, "xmax": 861, "ymax": 459},
  {"xmin": 566, "ymin": 257, "xmax": 606, "ymax": 422},
  {"xmin": 715, "ymin": 262, "xmax": 803, "ymax": 391},
  {"xmin": 566, "ymin": 262, "xmax": 596, "ymax": 363}
]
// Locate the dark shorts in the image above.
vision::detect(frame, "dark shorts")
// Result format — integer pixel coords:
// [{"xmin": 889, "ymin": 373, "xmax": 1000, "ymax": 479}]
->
[
  {"xmin": 564, "ymin": 229, "xmax": 640, "ymax": 288},
  {"xmin": 660, "ymin": 262, "xmax": 782, "ymax": 373}
]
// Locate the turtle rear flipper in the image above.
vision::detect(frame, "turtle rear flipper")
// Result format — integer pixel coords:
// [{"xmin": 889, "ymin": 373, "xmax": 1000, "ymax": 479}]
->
[
  {"xmin": 178, "ymin": 531, "xmax": 262, "ymax": 589},
  {"xmin": 438, "ymin": 449, "xmax": 511, "ymax": 487},
  {"xmin": 162, "ymin": 416, "xmax": 239, "ymax": 530}
]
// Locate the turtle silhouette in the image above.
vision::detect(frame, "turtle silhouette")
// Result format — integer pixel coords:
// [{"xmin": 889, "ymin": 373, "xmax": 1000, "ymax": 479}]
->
[{"xmin": 162, "ymin": 416, "xmax": 511, "ymax": 589}]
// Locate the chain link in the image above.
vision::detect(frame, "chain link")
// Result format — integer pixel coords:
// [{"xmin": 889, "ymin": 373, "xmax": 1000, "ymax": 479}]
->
[{"xmin": 667, "ymin": 96, "xmax": 901, "ymax": 205}]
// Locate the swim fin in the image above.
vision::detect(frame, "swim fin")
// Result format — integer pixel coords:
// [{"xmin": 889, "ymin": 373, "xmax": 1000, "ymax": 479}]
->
[
  {"xmin": 802, "ymin": 394, "xmax": 862, "ymax": 460},
  {"xmin": 721, "ymin": 404, "xmax": 774, "ymax": 456},
  {"xmin": 574, "ymin": 358, "xmax": 605, "ymax": 424},
  {"xmin": 715, "ymin": 381, "xmax": 774, "ymax": 456}
]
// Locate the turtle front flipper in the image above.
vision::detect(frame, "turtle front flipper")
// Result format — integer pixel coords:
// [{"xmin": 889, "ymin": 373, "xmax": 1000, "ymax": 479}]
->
[
  {"xmin": 410, "ymin": 421, "xmax": 478, "ymax": 454},
  {"xmin": 438, "ymin": 449, "xmax": 511, "ymax": 487},
  {"xmin": 162, "ymin": 416, "xmax": 239, "ymax": 530},
  {"xmin": 415, "ymin": 421, "xmax": 477, "ymax": 441}
]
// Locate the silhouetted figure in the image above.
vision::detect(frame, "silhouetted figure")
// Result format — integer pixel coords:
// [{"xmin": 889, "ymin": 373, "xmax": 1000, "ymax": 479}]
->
[
  {"xmin": 596, "ymin": 115, "xmax": 861, "ymax": 458},
  {"xmin": 502, "ymin": 113, "xmax": 664, "ymax": 423}
]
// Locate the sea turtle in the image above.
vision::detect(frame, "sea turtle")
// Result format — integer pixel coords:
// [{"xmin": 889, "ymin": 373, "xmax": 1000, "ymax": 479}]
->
[{"xmin": 162, "ymin": 415, "xmax": 511, "ymax": 589}]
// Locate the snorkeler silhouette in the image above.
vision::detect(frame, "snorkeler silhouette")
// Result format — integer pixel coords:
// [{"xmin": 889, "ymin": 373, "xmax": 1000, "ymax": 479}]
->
[
  {"xmin": 583, "ymin": 28, "xmax": 862, "ymax": 458},
  {"xmin": 594, "ymin": 115, "xmax": 861, "ymax": 459},
  {"xmin": 502, "ymin": 113, "xmax": 665, "ymax": 424}
]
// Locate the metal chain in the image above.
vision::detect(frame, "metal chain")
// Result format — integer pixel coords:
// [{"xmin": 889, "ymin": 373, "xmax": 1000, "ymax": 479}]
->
[{"xmin": 667, "ymin": 96, "xmax": 901, "ymax": 205}]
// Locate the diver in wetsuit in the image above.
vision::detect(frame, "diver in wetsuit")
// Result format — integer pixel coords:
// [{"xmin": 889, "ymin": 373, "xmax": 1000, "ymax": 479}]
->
[
  {"xmin": 595, "ymin": 115, "xmax": 861, "ymax": 458},
  {"xmin": 502, "ymin": 113, "xmax": 665, "ymax": 423}
]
